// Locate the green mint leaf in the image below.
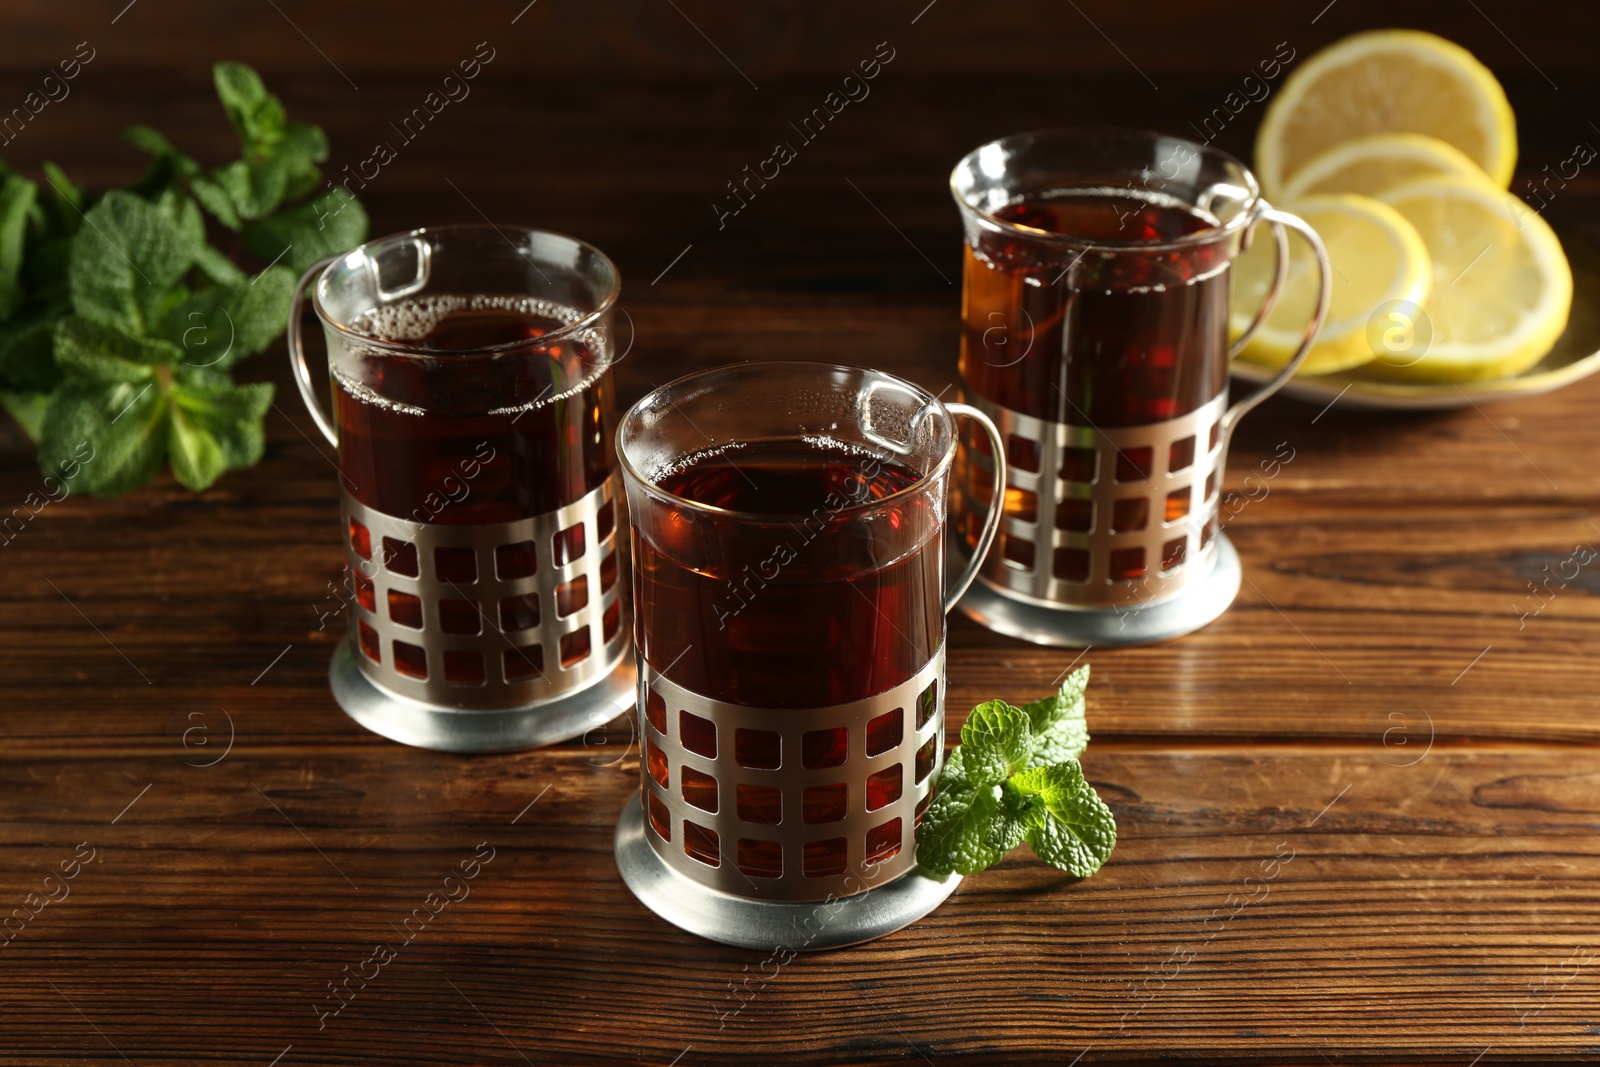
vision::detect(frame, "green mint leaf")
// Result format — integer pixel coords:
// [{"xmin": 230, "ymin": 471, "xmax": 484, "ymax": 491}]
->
[
  {"xmin": 123, "ymin": 125, "xmax": 199, "ymax": 172},
  {"xmin": 991, "ymin": 781, "xmax": 1039, "ymax": 851},
  {"xmin": 241, "ymin": 187, "xmax": 367, "ymax": 274},
  {"xmin": 207, "ymin": 157, "xmax": 291, "ymax": 223},
  {"xmin": 189, "ymin": 174, "xmax": 242, "ymax": 231},
  {"xmin": 68, "ymin": 190, "xmax": 199, "ymax": 335},
  {"xmin": 276, "ymin": 122, "xmax": 329, "ymax": 163},
  {"xmin": 167, "ymin": 401, "xmax": 226, "ymax": 490},
  {"xmin": 212, "ymin": 59, "xmax": 326, "ymax": 201},
  {"xmin": 192, "ymin": 245, "xmax": 247, "ymax": 287},
  {"xmin": 1058, "ymin": 662, "xmax": 1092, "ymax": 705},
  {"xmin": 40, "ymin": 162, "xmax": 84, "ymax": 235},
  {"xmin": 1023, "ymin": 665, "xmax": 1091, "ymax": 767},
  {"xmin": 169, "ymin": 376, "xmax": 272, "ymax": 482},
  {"xmin": 54, "ymin": 315, "xmax": 180, "ymax": 383},
  {"xmin": 960, "ymin": 700, "xmax": 1033, "ymax": 786},
  {"xmin": 205, "ymin": 63, "xmax": 331, "ymax": 224},
  {"xmin": 38, "ymin": 378, "xmax": 169, "ymax": 497},
  {"xmin": 1013, "ymin": 761, "xmax": 1117, "ymax": 878},
  {"xmin": 147, "ymin": 182, "xmax": 241, "ymax": 287},
  {"xmin": 1, "ymin": 390, "xmax": 50, "ymax": 441},
  {"xmin": 158, "ymin": 266, "xmax": 295, "ymax": 370},
  {"xmin": 276, "ymin": 123, "xmax": 329, "ymax": 201},
  {"xmin": 156, "ymin": 186, "xmax": 206, "ymax": 250},
  {"xmin": 916, "ymin": 779, "xmax": 1007, "ymax": 876},
  {"xmin": 938, "ymin": 745, "xmax": 969, "ymax": 787},
  {"xmin": 0, "ymin": 316, "xmax": 63, "ymax": 393},
  {"xmin": 916, "ymin": 672, "xmax": 1116, "ymax": 882},
  {"xmin": 213, "ymin": 62, "xmax": 287, "ymax": 154},
  {"xmin": 225, "ymin": 266, "xmax": 296, "ymax": 358},
  {"xmin": 1031, "ymin": 715, "xmax": 1090, "ymax": 768},
  {"xmin": 122, "ymin": 126, "xmax": 201, "ymax": 200},
  {"xmin": 0, "ymin": 173, "xmax": 38, "ymax": 320}
]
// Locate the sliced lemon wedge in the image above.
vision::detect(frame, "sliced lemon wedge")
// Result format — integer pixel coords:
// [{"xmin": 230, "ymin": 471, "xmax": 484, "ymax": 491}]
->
[
  {"xmin": 1232, "ymin": 194, "xmax": 1431, "ymax": 376},
  {"xmin": 1256, "ymin": 29, "xmax": 1516, "ymax": 197},
  {"xmin": 1368, "ymin": 175, "xmax": 1572, "ymax": 381},
  {"xmin": 1281, "ymin": 132, "xmax": 1492, "ymax": 200}
]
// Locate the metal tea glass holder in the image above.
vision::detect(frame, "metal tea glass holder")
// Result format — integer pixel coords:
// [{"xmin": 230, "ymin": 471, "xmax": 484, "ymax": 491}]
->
[
  {"xmin": 610, "ymin": 362, "xmax": 1008, "ymax": 949},
  {"xmin": 947, "ymin": 129, "xmax": 1332, "ymax": 647},
  {"xmin": 288, "ymin": 226, "xmax": 637, "ymax": 751}
]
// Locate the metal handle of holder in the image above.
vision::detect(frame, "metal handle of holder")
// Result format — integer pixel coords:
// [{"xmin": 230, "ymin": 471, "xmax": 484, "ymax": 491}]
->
[
  {"xmin": 287, "ymin": 254, "xmax": 343, "ymax": 447},
  {"xmin": 1222, "ymin": 203, "xmax": 1332, "ymax": 437},
  {"xmin": 944, "ymin": 401, "xmax": 1007, "ymax": 613},
  {"xmin": 1227, "ymin": 208, "xmax": 1290, "ymax": 358}
]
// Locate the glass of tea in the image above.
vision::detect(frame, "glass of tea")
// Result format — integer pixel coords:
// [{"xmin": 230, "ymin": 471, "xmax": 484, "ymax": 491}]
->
[
  {"xmin": 949, "ymin": 127, "xmax": 1330, "ymax": 646},
  {"xmin": 611, "ymin": 361, "xmax": 1007, "ymax": 950},
  {"xmin": 287, "ymin": 225, "xmax": 635, "ymax": 751}
]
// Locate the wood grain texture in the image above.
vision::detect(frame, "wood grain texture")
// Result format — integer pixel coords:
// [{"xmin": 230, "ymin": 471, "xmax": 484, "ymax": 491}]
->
[{"xmin": 2, "ymin": 1, "xmax": 1599, "ymax": 1063}]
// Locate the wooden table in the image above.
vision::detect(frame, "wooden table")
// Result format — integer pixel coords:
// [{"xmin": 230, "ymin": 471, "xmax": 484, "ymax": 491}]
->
[{"xmin": 3, "ymin": 1, "xmax": 1599, "ymax": 1063}]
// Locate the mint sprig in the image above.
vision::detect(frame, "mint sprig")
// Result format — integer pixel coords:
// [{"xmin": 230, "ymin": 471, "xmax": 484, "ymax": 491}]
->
[
  {"xmin": 916, "ymin": 666, "xmax": 1116, "ymax": 879},
  {"xmin": 0, "ymin": 61, "xmax": 368, "ymax": 495}
]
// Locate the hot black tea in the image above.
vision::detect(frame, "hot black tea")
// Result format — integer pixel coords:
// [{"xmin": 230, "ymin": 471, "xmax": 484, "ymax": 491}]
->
[
  {"xmin": 335, "ymin": 294, "xmax": 615, "ymax": 524},
  {"xmin": 960, "ymin": 190, "xmax": 1230, "ymax": 429},
  {"xmin": 633, "ymin": 438, "xmax": 941, "ymax": 710}
]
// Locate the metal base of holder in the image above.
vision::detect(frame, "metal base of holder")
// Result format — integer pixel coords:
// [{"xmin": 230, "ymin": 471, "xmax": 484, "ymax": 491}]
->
[
  {"xmin": 613, "ymin": 798, "xmax": 961, "ymax": 951},
  {"xmin": 951, "ymin": 532, "xmax": 1243, "ymax": 648},
  {"xmin": 330, "ymin": 641, "xmax": 636, "ymax": 753}
]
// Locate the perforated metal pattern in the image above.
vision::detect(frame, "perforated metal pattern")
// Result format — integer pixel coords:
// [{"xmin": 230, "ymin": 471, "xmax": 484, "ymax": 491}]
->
[
  {"xmin": 638, "ymin": 649, "xmax": 945, "ymax": 903},
  {"xmin": 956, "ymin": 392, "xmax": 1228, "ymax": 608},
  {"xmin": 341, "ymin": 473, "xmax": 628, "ymax": 709}
]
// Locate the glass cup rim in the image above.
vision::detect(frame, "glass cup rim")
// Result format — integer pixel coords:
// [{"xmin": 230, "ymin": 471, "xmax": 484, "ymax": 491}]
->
[
  {"xmin": 310, "ymin": 222, "xmax": 622, "ymax": 359},
  {"xmin": 617, "ymin": 360, "xmax": 958, "ymax": 523},
  {"xmin": 950, "ymin": 125, "xmax": 1263, "ymax": 252}
]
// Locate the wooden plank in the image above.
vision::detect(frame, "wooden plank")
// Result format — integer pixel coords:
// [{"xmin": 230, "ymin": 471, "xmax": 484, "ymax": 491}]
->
[
  {"xmin": 4, "ymin": 350, "xmax": 1597, "ymax": 745},
  {"xmin": 0, "ymin": 1, "xmax": 1597, "ymax": 1061},
  {"xmin": 2, "ymin": 746, "xmax": 1598, "ymax": 1063}
]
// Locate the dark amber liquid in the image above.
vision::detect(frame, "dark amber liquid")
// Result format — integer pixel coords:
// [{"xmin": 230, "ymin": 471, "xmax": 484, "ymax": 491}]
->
[
  {"xmin": 959, "ymin": 190, "xmax": 1230, "ymax": 427},
  {"xmin": 333, "ymin": 296, "xmax": 614, "ymax": 524},
  {"xmin": 633, "ymin": 440, "xmax": 941, "ymax": 709}
]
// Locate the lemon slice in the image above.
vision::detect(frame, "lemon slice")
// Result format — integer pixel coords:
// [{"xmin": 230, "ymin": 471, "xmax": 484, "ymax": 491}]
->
[
  {"xmin": 1256, "ymin": 30, "xmax": 1516, "ymax": 197},
  {"xmin": 1232, "ymin": 194, "xmax": 1431, "ymax": 376},
  {"xmin": 1281, "ymin": 132, "xmax": 1491, "ymax": 199},
  {"xmin": 1368, "ymin": 175, "xmax": 1572, "ymax": 381}
]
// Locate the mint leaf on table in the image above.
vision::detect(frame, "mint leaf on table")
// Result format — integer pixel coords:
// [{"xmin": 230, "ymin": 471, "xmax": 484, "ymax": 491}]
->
[
  {"xmin": 916, "ymin": 666, "xmax": 1116, "ymax": 880},
  {"xmin": 207, "ymin": 158, "xmax": 294, "ymax": 224},
  {"xmin": 0, "ymin": 173, "xmax": 38, "ymax": 319},
  {"xmin": 123, "ymin": 125, "xmax": 202, "ymax": 201},
  {"xmin": 206, "ymin": 63, "xmax": 328, "ymax": 224},
  {"xmin": 961, "ymin": 700, "xmax": 1034, "ymax": 785},
  {"xmin": 0, "ymin": 316, "xmax": 62, "ymax": 393},
  {"xmin": 54, "ymin": 314, "xmax": 181, "ymax": 381},
  {"xmin": 1010, "ymin": 762, "xmax": 1118, "ymax": 878},
  {"xmin": 190, "ymin": 244, "xmax": 247, "ymax": 288},
  {"xmin": 187, "ymin": 173, "xmax": 243, "ymax": 231},
  {"xmin": 44, "ymin": 313, "xmax": 276, "ymax": 493},
  {"xmin": 0, "ymin": 390, "xmax": 49, "ymax": 439},
  {"xmin": 40, "ymin": 162, "xmax": 86, "ymax": 228},
  {"xmin": 242, "ymin": 188, "xmax": 368, "ymax": 274},
  {"xmin": 44, "ymin": 315, "xmax": 272, "ymax": 495},
  {"xmin": 158, "ymin": 266, "xmax": 295, "ymax": 369},
  {"xmin": 68, "ymin": 190, "xmax": 198, "ymax": 335},
  {"xmin": 917, "ymin": 775, "xmax": 1005, "ymax": 876},
  {"xmin": 1022, "ymin": 665, "xmax": 1091, "ymax": 767},
  {"xmin": 0, "ymin": 59, "xmax": 366, "ymax": 496},
  {"xmin": 168, "ymin": 376, "xmax": 272, "ymax": 490},
  {"xmin": 38, "ymin": 378, "xmax": 168, "ymax": 496},
  {"xmin": 213, "ymin": 61, "xmax": 289, "ymax": 155}
]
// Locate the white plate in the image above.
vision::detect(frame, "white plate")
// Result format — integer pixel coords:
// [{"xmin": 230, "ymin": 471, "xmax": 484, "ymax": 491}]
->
[{"xmin": 1229, "ymin": 222, "xmax": 1600, "ymax": 411}]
